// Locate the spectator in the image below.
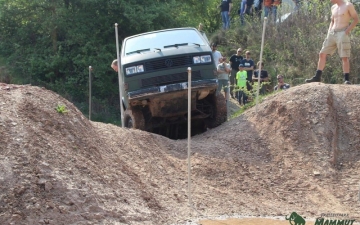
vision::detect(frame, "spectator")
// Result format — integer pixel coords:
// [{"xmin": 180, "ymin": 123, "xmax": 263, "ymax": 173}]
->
[
  {"xmin": 241, "ymin": 50, "xmax": 255, "ymax": 91},
  {"xmin": 211, "ymin": 43, "xmax": 223, "ymax": 69},
  {"xmin": 264, "ymin": 0, "xmax": 281, "ymax": 23},
  {"xmin": 229, "ymin": 48, "xmax": 243, "ymax": 98},
  {"xmin": 217, "ymin": 57, "xmax": 231, "ymax": 98},
  {"xmin": 263, "ymin": 0, "xmax": 273, "ymax": 20},
  {"xmin": 293, "ymin": 0, "xmax": 301, "ymax": 11},
  {"xmin": 254, "ymin": 0, "xmax": 264, "ymax": 20},
  {"xmin": 198, "ymin": 23, "xmax": 209, "ymax": 44},
  {"xmin": 111, "ymin": 59, "xmax": 118, "ymax": 72},
  {"xmin": 236, "ymin": 64, "xmax": 248, "ymax": 105},
  {"xmin": 272, "ymin": 0, "xmax": 281, "ymax": 23},
  {"xmin": 274, "ymin": 74, "xmax": 290, "ymax": 91},
  {"xmin": 240, "ymin": 0, "xmax": 247, "ymax": 25},
  {"xmin": 220, "ymin": 0, "xmax": 233, "ymax": 30},
  {"xmin": 253, "ymin": 61, "xmax": 269, "ymax": 94},
  {"xmin": 253, "ymin": 61, "xmax": 269, "ymax": 82},
  {"xmin": 245, "ymin": 0, "xmax": 255, "ymax": 17},
  {"xmin": 305, "ymin": 0, "xmax": 358, "ymax": 84}
]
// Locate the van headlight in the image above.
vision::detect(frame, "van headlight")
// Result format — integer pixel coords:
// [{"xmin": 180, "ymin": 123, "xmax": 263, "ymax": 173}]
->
[
  {"xmin": 125, "ymin": 65, "xmax": 144, "ymax": 75},
  {"xmin": 193, "ymin": 55, "xmax": 212, "ymax": 64}
]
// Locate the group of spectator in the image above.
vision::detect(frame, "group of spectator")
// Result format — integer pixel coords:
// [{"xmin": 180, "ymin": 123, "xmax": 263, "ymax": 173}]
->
[
  {"xmin": 220, "ymin": 0, "xmax": 303, "ymax": 28},
  {"xmin": 240, "ymin": 0, "xmax": 283, "ymax": 24},
  {"xmin": 212, "ymin": 43, "xmax": 290, "ymax": 105}
]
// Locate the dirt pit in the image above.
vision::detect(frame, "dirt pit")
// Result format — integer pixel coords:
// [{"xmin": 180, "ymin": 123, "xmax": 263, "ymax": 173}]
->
[
  {"xmin": 1, "ymin": 82, "xmax": 360, "ymax": 225},
  {"xmin": 143, "ymin": 96, "xmax": 241, "ymax": 140}
]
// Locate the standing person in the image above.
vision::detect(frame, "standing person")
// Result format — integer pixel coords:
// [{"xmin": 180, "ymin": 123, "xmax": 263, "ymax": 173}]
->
[
  {"xmin": 217, "ymin": 57, "xmax": 231, "ymax": 99},
  {"xmin": 264, "ymin": 0, "xmax": 273, "ymax": 21},
  {"xmin": 236, "ymin": 64, "xmax": 248, "ymax": 105},
  {"xmin": 240, "ymin": 0, "xmax": 247, "ymax": 25},
  {"xmin": 264, "ymin": 0, "xmax": 281, "ymax": 23},
  {"xmin": 272, "ymin": 0, "xmax": 281, "ymax": 23},
  {"xmin": 220, "ymin": 0, "xmax": 233, "ymax": 30},
  {"xmin": 253, "ymin": 61, "xmax": 269, "ymax": 94},
  {"xmin": 253, "ymin": 61, "xmax": 269, "ymax": 82},
  {"xmin": 198, "ymin": 23, "xmax": 209, "ymax": 44},
  {"xmin": 245, "ymin": 0, "xmax": 255, "ymax": 17},
  {"xmin": 229, "ymin": 48, "xmax": 243, "ymax": 98},
  {"xmin": 211, "ymin": 43, "xmax": 223, "ymax": 69},
  {"xmin": 293, "ymin": 0, "xmax": 302, "ymax": 11},
  {"xmin": 111, "ymin": 59, "xmax": 118, "ymax": 72},
  {"xmin": 274, "ymin": 75, "xmax": 290, "ymax": 91},
  {"xmin": 254, "ymin": 0, "xmax": 264, "ymax": 20},
  {"xmin": 305, "ymin": 0, "xmax": 358, "ymax": 84},
  {"xmin": 241, "ymin": 51, "xmax": 255, "ymax": 91}
]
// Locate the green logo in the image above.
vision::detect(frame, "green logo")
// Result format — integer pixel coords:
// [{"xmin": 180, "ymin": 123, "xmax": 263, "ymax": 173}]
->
[
  {"xmin": 285, "ymin": 212, "xmax": 356, "ymax": 225},
  {"xmin": 285, "ymin": 212, "xmax": 306, "ymax": 225},
  {"xmin": 314, "ymin": 218, "xmax": 355, "ymax": 225}
]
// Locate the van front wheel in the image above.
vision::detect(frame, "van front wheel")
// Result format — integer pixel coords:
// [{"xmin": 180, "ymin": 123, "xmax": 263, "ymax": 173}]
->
[
  {"xmin": 124, "ymin": 109, "xmax": 145, "ymax": 130},
  {"xmin": 208, "ymin": 93, "xmax": 227, "ymax": 128}
]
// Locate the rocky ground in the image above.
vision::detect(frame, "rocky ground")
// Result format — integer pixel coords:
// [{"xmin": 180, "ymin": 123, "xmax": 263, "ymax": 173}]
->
[{"xmin": 0, "ymin": 82, "xmax": 359, "ymax": 225}]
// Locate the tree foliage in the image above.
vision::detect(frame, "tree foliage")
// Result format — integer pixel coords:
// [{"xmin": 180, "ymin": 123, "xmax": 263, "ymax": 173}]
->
[
  {"xmin": 0, "ymin": 0, "xmax": 200, "ymax": 122},
  {"xmin": 3, "ymin": 0, "xmax": 358, "ymax": 124},
  {"xmin": 0, "ymin": 0, "xmax": 225, "ymax": 122}
]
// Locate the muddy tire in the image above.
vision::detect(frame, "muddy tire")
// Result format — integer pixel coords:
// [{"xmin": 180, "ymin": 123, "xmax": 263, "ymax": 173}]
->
[
  {"xmin": 124, "ymin": 109, "xmax": 145, "ymax": 130},
  {"xmin": 207, "ymin": 93, "xmax": 227, "ymax": 128}
]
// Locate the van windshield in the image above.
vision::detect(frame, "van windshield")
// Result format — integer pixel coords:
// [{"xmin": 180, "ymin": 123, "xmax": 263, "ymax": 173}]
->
[{"xmin": 124, "ymin": 29, "xmax": 206, "ymax": 56}]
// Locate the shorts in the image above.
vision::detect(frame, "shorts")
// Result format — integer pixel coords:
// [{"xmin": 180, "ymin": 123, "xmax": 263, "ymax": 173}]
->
[
  {"xmin": 217, "ymin": 79, "xmax": 229, "ymax": 93},
  {"xmin": 319, "ymin": 30, "xmax": 351, "ymax": 58}
]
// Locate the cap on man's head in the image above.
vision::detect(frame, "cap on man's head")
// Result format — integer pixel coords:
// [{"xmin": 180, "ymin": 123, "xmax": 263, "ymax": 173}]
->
[
  {"xmin": 239, "ymin": 64, "xmax": 244, "ymax": 67},
  {"xmin": 277, "ymin": 75, "xmax": 284, "ymax": 79}
]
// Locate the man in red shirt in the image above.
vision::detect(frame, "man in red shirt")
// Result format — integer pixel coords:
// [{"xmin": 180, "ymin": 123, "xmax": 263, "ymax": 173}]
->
[{"xmin": 264, "ymin": 0, "xmax": 281, "ymax": 23}]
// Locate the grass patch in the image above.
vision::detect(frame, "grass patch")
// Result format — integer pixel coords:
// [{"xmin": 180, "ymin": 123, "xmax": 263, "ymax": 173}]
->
[
  {"xmin": 230, "ymin": 91, "xmax": 277, "ymax": 118},
  {"xmin": 56, "ymin": 104, "xmax": 68, "ymax": 114}
]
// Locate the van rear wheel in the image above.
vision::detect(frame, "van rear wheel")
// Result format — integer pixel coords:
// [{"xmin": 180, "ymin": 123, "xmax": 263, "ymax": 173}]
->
[{"xmin": 124, "ymin": 109, "xmax": 145, "ymax": 130}]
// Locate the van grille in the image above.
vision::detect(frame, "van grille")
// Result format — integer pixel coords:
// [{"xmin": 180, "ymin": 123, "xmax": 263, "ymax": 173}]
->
[
  {"xmin": 141, "ymin": 70, "xmax": 202, "ymax": 88},
  {"xmin": 145, "ymin": 55, "xmax": 192, "ymax": 71}
]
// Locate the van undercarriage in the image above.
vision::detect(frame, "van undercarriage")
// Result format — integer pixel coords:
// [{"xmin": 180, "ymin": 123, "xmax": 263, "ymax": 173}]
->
[{"xmin": 123, "ymin": 80, "xmax": 227, "ymax": 139}]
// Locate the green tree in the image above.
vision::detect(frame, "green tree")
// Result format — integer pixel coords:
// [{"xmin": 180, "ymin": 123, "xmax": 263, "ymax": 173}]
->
[
  {"xmin": 176, "ymin": 0, "xmax": 222, "ymax": 33},
  {"xmin": 0, "ymin": 0, "xmax": 185, "ymax": 122}
]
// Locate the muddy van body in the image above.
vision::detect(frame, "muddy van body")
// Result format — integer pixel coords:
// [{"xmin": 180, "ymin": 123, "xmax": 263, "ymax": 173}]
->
[{"xmin": 120, "ymin": 27, "xmax": 227, "ymax": 137}]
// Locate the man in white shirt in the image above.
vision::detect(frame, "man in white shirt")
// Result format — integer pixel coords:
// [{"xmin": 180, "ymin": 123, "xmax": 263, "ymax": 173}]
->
[
  {"xmin": 211, "ymin": 43, "xmax": 222, "ymax": 69},
  {"xmin": 217, "ymin": 57, "xmax": 231, "ymax": 96}
]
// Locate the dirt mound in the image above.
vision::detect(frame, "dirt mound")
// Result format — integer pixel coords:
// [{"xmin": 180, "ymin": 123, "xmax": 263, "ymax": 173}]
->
[{"xmin": 0, "ymin": 82, "xmax": 359, "ymax": 225}]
